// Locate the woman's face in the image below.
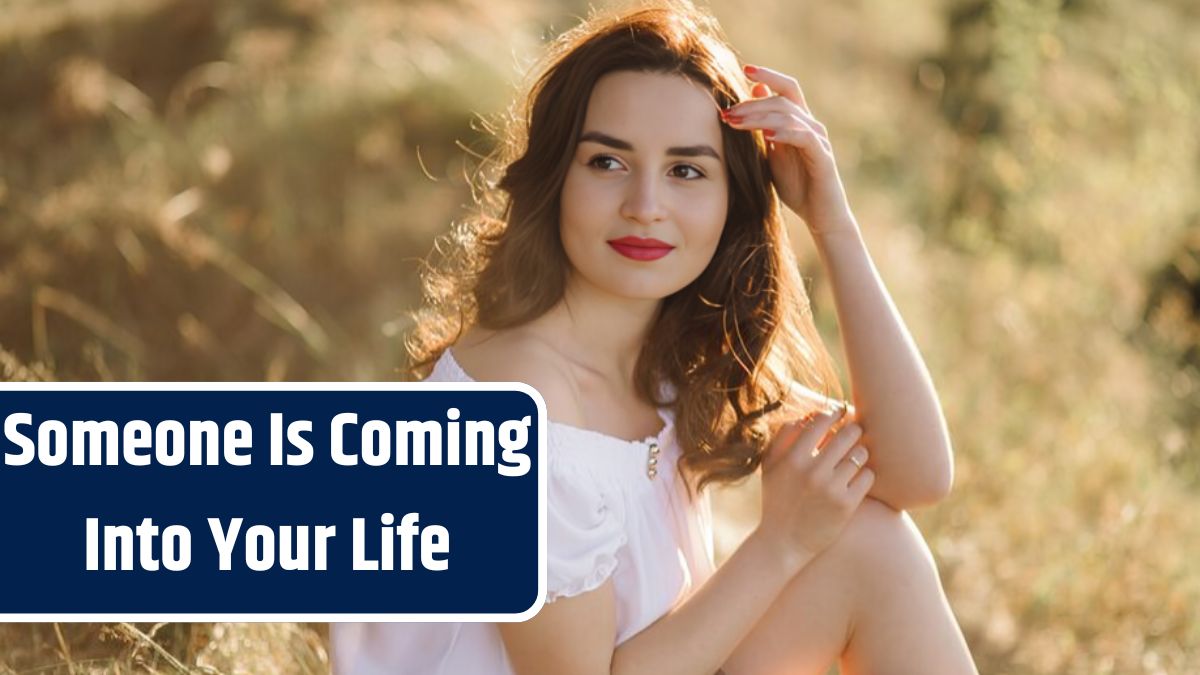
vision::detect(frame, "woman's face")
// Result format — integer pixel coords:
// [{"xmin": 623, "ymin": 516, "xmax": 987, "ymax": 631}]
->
[{"xmin": 559, "ymin": 70, "xmax": 729, "ymax": 302}]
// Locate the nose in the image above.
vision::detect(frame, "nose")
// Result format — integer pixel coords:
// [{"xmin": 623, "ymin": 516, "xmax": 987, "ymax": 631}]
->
[{"xmin": 619, "ymin": 172, "xmax": 668, "ymax": 225}]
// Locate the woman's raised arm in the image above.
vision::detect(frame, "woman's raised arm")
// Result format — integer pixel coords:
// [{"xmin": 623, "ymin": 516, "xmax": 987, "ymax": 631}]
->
[
  {"xmin": 813, "ymin": 226, "xmax": 954, "ymax": 510},
  {"xmin": 726, "ymin": 64, "xmax": 955, "ymax": 510}
]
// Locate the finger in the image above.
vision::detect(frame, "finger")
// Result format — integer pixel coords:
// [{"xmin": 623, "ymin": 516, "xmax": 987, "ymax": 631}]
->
[
  {"xmin": 812, "ymin": 400, "xmax": 851, "ymax": 449},
  {"xmin": 750, "ymin": 108, "xmax": 829, "ymax": 142},
  {"xmin": 744, "ymin": 64, "xmax": 810, "ymax": 113},
  {"xmin": 824, "ymin": 402, "xmax": 857, "ymax": 441},
  {"xmin": 813, "ymin": 421, "xmax": 864, "ymax": 474},
  {"xmin": 841, "ymin": 402, "xmax": 858, "ymax": 423},
  {"xmin": 763, "ymin": 418, "xmax": 808, "ymax": 470},
  {"xmin": 832, "ymin": 444, "xmax": 870, "ymax": 486},
  {"xmin": 788, "ymin": 406, "xmax": 848, "ymax": 466},
  {"xmin": 727, "ymin": 111, "xmax": 833, "ymax": 154},
  {"xmin": 847, "ymin": 466, "xmax": 876, "ymax": 503},
  {"xmin": 724, "ymin": 97, "xmax": 829, "ymax": 140},
  {"xmin": 762, "ymin": 125, "xmax": 835, "ymax": 164}
]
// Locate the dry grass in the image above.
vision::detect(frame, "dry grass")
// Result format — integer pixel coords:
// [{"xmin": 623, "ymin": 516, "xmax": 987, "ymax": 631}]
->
[{"xmin": 0, "ymin": 623, "xmax": 328, "ymax": 674}]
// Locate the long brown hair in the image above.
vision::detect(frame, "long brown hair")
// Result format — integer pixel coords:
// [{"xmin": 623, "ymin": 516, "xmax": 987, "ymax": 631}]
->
[{"xmin": 406, "ymin": 0, "xmax": 844, "ymax": 493}]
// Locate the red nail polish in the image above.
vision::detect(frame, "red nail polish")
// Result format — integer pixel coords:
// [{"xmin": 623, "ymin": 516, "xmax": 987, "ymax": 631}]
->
[
  {"xmin": 726, "ymin": 115, "xmax": 743, "ymax": 124},
  {"xmin": 763, "ymin": 129, "xmax": 776, "ymax": 138},
  {"xmin": 743, "ymin": 65, "xmax": 757, "ymax": 74}
]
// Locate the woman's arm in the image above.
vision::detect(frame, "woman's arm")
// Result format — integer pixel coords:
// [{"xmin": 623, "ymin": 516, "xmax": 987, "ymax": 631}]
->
[
  {"xmin": 501, "ymin": 410, "xmax": 873, "ymax": 675},
  {"xmin": 500, "ymin": 531, "xmax": 808, "ymax": 675},
  {"xmin": 727, "ymin": 65, "xmax": 954, "ymax": 510},
  {"xmin": 812, "ymin": 222, "xmax": 954, "ymax": 509},
  {"xmin": 608, "ymin": 531, "xmax": 808, "ymax": 674}
]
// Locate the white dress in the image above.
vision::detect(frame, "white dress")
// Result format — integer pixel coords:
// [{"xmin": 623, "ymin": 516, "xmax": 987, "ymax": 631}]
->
[{"xmin": 331, "ymin": 349, "xmax": 717, "ymax": 674}]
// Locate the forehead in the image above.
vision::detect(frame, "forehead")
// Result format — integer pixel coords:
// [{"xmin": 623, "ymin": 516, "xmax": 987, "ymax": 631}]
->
[{"xmin": 583, "ymin": 71, "xmax": 722, "ymax": 148}]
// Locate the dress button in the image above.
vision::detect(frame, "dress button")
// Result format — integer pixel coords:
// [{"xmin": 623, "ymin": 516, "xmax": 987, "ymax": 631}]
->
[{"xmin": 647, "ymin": 441, "xmax": 660, "ymax": 479}]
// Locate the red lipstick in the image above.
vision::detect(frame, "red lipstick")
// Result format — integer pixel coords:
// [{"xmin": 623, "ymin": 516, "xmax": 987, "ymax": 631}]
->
[{"xmin": 607, "ymin": 236, "xmax": 675, "ymax": 261}]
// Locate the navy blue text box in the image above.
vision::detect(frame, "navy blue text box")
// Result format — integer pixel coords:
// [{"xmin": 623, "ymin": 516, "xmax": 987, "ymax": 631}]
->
[{"xmin": 0, "ymin": 383, "xmax": 546, "ymax": 620}]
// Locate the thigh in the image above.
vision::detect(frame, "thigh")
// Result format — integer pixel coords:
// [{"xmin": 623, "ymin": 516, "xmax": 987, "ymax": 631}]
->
[{"xmin": 721, "ymin": 499, "xmax": 901, "ymax": 675}]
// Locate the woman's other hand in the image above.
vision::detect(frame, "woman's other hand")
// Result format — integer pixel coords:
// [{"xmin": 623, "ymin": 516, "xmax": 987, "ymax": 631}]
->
[
  {"xmin": 721, "ymin": 64, "xmax": 857, "ymax": 236},
  {"xmin": 753, "ymin": 405, "xmax": 875, "ymax": 573}
]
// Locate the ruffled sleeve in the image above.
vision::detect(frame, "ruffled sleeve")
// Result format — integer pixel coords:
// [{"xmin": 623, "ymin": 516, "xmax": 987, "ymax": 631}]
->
[{"xmin": 545, "ymin": 436, "xmax": 627, "ymax": 603}]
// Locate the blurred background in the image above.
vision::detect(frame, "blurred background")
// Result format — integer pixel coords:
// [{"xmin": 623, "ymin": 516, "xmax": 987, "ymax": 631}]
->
[{"xmin": 1, "ymin": 0, "xmax": 1197, "ymax": 672}]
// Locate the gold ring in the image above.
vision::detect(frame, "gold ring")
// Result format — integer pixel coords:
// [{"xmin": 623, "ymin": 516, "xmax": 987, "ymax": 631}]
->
[{"xmin": 849, "ymin": 454, "xmax": 864, "ymax": 469}]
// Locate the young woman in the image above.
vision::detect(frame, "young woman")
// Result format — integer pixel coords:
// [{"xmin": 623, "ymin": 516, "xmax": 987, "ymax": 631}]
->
[{"xmin": 332, "ymin": 2, "xmax": 978, "ymax": 673}]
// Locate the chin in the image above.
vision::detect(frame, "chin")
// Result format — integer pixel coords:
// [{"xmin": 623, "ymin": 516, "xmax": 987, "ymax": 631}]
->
[
  {"xmin": 566, "ymin": 251, "xmax": 711, "ymax": 303},
  {"xmin": 597, "ymin": 271, "xmax": 697, "ymax": 301}
]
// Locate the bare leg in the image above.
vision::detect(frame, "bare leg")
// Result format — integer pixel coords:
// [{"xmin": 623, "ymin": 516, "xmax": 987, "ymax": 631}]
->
[
  {"xmin": 722, "ymin": 498, "xmax": 977, "ymax": 675},
  {"xmin": 837, "ymin": 500, "xmax": 977, "ymax": 675}
]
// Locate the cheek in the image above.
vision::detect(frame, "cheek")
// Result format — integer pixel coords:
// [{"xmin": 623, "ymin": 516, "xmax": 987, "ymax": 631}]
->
[
  {"xmin": 559, "ymin": 168, "xmax": 581, "ymax": 221},
  {"xmin": 558, "ymin": 169, "xmax": 602, "ymax": 268},
  {"xmin": 677, "ymin": 189, "xmax": 728, "ymax": 278},
  {"xmin": 685, "ymin": 188, "xmax": 728, "ymax": 250},
  {"xmin": 559, "ymin": 167, "xmax": 605, "ymax": 233}
]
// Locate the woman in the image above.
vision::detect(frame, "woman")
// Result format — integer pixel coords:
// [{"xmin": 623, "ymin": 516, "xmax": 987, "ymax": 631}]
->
[{"xmin": 333, "ymin": 1, "xmax": 978, "ymax": 673}]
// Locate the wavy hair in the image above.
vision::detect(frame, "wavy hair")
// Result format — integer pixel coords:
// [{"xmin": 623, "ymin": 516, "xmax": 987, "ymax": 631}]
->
[{"xmin": 406, "ymin": 0, "xmax": 844, "ymax": 494}]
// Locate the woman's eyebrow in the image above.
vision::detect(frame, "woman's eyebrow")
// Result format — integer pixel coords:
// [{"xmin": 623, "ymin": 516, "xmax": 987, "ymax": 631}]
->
[{"xmin": 578, "ymin": 131, "xmax": 721, "ymax": 160}]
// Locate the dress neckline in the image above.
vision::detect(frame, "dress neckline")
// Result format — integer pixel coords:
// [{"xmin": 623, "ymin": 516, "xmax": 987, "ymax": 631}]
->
[{"xmin": 438, "ymin": 348, "xmax": 672, "ymax": 449}]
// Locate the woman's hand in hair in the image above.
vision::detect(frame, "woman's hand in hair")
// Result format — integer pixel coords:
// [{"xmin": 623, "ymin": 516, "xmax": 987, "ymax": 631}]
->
[
  {"xmin": 752, "ymin": 404, "xmax": 875, "ymax": 574},
  {"xmin": 720, "ymin": 64, "xmax": 857, "ymax": 236}
]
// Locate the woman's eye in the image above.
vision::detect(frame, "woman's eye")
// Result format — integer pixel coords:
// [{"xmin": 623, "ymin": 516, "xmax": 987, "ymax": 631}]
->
[
  {"xmin": 586, "ymin": 155, "xmax": 704, "ymax": 180},
  {"xmin": 587, "ymin": 155, "xmax": 622, "ymax": 171},
  {"xmin": 671, "ymin": 164, "xmax": 705, "ymax": 180}
]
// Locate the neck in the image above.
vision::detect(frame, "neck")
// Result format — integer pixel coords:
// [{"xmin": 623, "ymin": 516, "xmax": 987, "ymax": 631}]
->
[{"xmin": 536, "ymin": 275, "xmax": 661, "ymax": 384}]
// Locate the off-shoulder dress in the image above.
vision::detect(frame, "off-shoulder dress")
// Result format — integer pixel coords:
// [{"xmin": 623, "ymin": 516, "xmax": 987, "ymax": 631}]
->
[{"xmin": 330, "ymin": 349, "xmax": 717, "ymax": 674}]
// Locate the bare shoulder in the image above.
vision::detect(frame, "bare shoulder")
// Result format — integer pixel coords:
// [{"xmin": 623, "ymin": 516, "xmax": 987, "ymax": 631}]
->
[{"xmin": 452, "ymin": 328, "xmax": 587, "ymax": 427}]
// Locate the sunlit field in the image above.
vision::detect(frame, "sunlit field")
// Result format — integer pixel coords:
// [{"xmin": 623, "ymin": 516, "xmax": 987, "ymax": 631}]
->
[{"xmin": 2, "ymin": 0, "xmax": 1198, "ymax": 672}]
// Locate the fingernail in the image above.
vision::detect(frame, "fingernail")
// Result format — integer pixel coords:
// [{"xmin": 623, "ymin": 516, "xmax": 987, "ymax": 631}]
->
[
  {"xmin": 763, "ymin": 129, "xmax": 775, "ymax": 138},
  {"xmin": 744, "ymin": 65, "xmax": 758, "ymax": 75},
  {"xmin": 726, "ymin": 115, "xmax": 743, "ymax": 124}
]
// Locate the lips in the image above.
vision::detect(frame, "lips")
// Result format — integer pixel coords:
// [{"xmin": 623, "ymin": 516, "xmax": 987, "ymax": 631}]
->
[{"xmin": 607, "ymin": 236, "xmax": 675, "ymax": 261}]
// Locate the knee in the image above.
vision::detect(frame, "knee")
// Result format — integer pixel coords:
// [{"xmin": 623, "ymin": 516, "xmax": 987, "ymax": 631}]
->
[{"xmin": 832, "ymin": 497, "xmax": 937, "ymax": 575}]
